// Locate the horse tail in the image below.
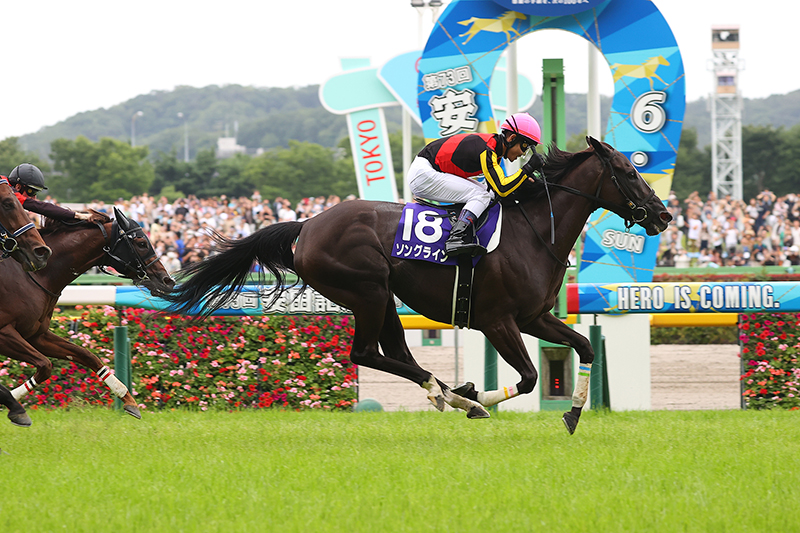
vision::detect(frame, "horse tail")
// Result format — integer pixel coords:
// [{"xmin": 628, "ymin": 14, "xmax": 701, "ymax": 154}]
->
[{"xmin": 164, "ymin": 221, "xmax": 304, "ymax": 317}]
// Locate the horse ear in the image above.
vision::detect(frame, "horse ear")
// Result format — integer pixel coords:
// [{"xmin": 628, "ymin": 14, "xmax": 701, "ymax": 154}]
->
[
  {"xmin": 113, "ymin": 206, "xmax": 132, "ymax": 230},
  {"xmin": 587, "ymin": 136, "xmax": 609, "ymax": 157}
]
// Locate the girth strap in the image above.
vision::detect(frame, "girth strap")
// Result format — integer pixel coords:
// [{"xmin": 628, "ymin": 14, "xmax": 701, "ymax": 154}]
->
[{"xmin": 451, "ymin": 255, "xmax": 475, "ymax": 328}]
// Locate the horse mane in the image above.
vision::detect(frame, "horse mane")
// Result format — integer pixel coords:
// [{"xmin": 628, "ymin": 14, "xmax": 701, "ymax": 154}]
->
[
  {"xmin": 39, "ymin": 209, "xmax": 111, "ymax": 236},
  {"xmin": 502, "ymin": 144, "xmax": 595, "ymax": 204}
]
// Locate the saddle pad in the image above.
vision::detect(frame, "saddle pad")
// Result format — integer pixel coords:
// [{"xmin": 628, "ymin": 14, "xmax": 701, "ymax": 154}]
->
[{"xmin": 391, "ymin": 202, "xmax": 502, "ymax": 266}]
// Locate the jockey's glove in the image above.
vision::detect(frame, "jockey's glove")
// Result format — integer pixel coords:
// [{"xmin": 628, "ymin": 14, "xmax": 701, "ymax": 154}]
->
[
  {"xmin": 522, "ymin": 152, "xmax": 544, "ymax": 177},
  {"xmin": 74, "ymin": 212, "xmax": 92, "ymax": 221}
]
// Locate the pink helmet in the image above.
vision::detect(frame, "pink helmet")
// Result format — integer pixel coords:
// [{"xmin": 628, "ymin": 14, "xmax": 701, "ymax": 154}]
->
[{"xmin": 500, "ymin": 112, "xmax": 541, "ymax": 145}]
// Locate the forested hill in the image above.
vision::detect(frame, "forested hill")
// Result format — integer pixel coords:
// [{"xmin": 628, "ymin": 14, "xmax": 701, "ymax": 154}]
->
[{"xmin": 15, "ymin": 84, "xmax": 800, "ymax": 160}]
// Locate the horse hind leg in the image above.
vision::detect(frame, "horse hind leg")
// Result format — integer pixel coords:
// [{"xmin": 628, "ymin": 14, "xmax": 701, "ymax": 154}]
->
[{"xmin": 378, "ymin": 300, "xmax": 489, "ymax": 418}]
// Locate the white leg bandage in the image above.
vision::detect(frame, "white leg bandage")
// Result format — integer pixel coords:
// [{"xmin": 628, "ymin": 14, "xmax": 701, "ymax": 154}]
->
[
  {"xmin": 477, "ymin": 385, "xmax": 518, "ymax": 407},
  {"xmin": 11, "ymin": 377, "xmax": 37, "ymax": 400},
  {"xmin": 97, "ymin": 366, "xmax": 129, "ymax": 398},
  {"xmin": 422, "ymin": 375, "xmax": 446, "ymax": 411},
  {"xmin": 572, "ymin": 364, "xmax": 592, "ymax": 408}
]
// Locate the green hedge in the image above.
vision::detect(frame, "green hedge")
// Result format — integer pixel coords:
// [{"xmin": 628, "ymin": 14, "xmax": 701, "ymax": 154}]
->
[{"xmin": 0, "ymin": 306, "xmax": 357, "ymax": 412}]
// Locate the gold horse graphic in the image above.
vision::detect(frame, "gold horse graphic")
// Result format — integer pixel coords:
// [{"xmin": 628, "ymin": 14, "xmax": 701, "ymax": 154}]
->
[
  {"xmin": 610, "ymin": 55, "xmax": 670, "ymax": 90},
  {"xmin": 458, "ymin": 11, "xmax": 527, "ymax": 44}
]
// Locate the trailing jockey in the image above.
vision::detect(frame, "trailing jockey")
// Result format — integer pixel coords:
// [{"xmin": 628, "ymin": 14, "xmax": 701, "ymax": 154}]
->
[
  {"xmin": 7, "ymin": 163, "xmax": 93, "ymax": 223},
  {"xmin": 407, "ymin": 112, "xmax": 544, "ymax": 256}
]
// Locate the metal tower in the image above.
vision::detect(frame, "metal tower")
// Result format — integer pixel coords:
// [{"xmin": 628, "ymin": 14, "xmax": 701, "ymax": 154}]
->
[{"xmin": 710, "ymin": 25, "xmax": 743, "ymax": 200}]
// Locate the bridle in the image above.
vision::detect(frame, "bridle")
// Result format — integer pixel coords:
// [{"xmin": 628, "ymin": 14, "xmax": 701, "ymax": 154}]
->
[
  {"xmin": 26, "ymin": 214, "xmax": 162, "ymax": 299},
  {"xmin": 514, "ymin": 148, "xmax": 656, "ymax": 266},
  {"xmin": 0, "ymin": 177, "xmax": 37, "ymax": 258},
  {"xmin": 96, "ymin": 218, "xmax": 160, "ymax": 281},
  {"xmin": 535, "ymin": 149, "xmax": 655, "ymax": 229}
]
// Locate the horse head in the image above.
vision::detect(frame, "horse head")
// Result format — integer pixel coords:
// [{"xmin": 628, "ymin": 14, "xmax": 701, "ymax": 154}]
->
[
  {"xmin": 0, "ymin": 180, "xmax": 51, "ymax": 271},
  {"xmin": 102, "ymin": 207, "xmax": 175, "ymax": 296},
  {"xmin": 587, "ymin": 136, "xmax": 672, "ymax": 236}
]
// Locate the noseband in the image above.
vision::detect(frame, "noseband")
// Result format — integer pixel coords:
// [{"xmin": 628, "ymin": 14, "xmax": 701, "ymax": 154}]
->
[
  {"xmin": 0, "ymin": 177, "xmax": 37, "ymax": 258},
  {"xmin": 96, "ymin": 219, "xmax": 160, "ymax": 281}
]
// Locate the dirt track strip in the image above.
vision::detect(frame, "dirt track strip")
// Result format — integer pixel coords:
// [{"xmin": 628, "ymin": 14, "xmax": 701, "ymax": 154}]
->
[{"xmin": 357, "ymin": 344, "xmax": 742, "ymax": 411}]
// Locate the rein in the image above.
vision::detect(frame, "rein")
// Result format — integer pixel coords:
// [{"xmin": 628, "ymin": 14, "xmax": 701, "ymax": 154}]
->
[{"xmin": 514, "ymin": 149, "xmax": 654, "ymax": 266}]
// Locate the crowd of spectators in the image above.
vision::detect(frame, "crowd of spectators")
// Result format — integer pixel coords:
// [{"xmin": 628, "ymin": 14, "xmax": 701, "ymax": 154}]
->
[
  {"xmin": 34, "ymin": 191, "xmax": 357, "ymax": 275},
  {"xmin": 659, "ymin": 189, "xmax": 800, "ymax": 268},
  {"xmin": 32, "ymin": 187, "xmax": 800, "ymax": 273}
]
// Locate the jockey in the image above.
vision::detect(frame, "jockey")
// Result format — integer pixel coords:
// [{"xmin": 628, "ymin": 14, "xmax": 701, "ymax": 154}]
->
[
  {"xmin": 408, "ymin": 112, "xmax": 544, "ymax": 257},
  {"xmin": 7, "ymin": 164, "xmax": 92, "ymax": 223}
]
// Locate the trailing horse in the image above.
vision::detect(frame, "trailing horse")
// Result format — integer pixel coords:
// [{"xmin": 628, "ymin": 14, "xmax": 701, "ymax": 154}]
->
[
  {"xmin": 165, "ymin": 138, "xmax": 672, "ymax": 433},
  {"xmin": 0, "ymin": 208, "xmax": 174, "ymax": 424},
  {"xmin": 0, "ymin": 177, "xmax": 52, "ymax": 426}
]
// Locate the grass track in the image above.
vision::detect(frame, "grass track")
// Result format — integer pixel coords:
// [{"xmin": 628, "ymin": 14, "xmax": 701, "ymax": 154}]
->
[{"xmin": 1, "ymin": 408, "xmax": 798, "ymax": 532}]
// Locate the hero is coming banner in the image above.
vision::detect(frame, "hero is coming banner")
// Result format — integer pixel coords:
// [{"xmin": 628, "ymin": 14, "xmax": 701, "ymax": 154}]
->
[{"xmin": 417, "ymin": 0, "xmax": 684, "ymax": 284}]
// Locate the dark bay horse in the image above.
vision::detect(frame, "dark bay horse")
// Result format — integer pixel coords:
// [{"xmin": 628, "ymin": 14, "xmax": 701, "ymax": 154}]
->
[
  {"xmin": 0, "ymin": 207, "xmax": 174, "ymax": 425},
  {"xmin": 165, "ymin": 138, "xmax": 672, "ymax": 433}
]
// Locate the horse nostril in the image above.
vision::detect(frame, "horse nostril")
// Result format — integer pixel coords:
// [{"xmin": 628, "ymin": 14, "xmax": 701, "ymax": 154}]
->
[
  {"xmin": 36, "ymin": 246, "xmax": 52, "ymax": 260},
  {"xmin": 660, "ymin": 211, "xmax": 673, "ymax": 223}
]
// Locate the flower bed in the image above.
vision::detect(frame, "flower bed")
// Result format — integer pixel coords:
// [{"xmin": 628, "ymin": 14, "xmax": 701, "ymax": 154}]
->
[
  {"xmin": 0, "ymin": 306, "xmax": 358, "ymax": 412},
  {"xmin": 740, "ymin": 312, "xmax": 800, "ymax": 410}
]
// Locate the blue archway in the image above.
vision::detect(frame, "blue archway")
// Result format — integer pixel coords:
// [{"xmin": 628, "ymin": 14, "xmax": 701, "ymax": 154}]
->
[{"xmin": 417, "ymin": 0, "xmax": 684, "ymax": 283}]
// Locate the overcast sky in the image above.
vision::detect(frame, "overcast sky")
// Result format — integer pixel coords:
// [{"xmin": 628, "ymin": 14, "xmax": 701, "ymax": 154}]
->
[{"xmin": 1, "ymin": 1, "xmax": 796, "ymax": 141}]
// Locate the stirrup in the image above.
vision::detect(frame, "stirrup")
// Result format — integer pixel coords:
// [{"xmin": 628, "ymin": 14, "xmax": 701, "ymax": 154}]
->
[{"xmin": 445, "ymin": 240, "xmax": 486, "ymax": 257}]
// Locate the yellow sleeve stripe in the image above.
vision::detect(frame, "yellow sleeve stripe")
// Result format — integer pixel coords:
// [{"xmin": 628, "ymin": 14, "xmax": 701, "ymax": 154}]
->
[{"xmin": 481, "ymin": 150, "xmax": 528, "ymax": 197}]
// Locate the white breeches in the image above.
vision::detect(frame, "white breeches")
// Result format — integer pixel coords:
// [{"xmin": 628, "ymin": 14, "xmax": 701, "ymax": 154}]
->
[{"xmin": 408, "ymin": 156, "xmax": 494, "ymax": 218}]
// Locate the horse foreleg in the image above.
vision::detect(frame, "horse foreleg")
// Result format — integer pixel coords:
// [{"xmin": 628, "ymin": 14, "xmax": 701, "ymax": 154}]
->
[
  {"xmin": 521, "ymin": 313, "xmax": 595, "ymax": 435},
  {"xmin": 29, "ymin": 331, "xmax": 141, "ymax": 419},
  {"xmin": 456, "ymin": 320, "xmax": 539, "ymax": 408},
  {"xmin": 0, "ymin": 383, "xmax": 31, "ymax": 427}
]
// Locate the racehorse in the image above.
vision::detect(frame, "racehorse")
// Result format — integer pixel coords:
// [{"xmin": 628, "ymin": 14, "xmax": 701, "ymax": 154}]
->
[
  {"xmin": 164, "ymin": 137, "xmax": 672, "ymax": 434},
  {"xmin": 0, "ymin": 207, "xmax": 174, "ymax": 425},
  {"xmin": 0, "ymin": 177, "xmax": 52, "ymax": 426}
]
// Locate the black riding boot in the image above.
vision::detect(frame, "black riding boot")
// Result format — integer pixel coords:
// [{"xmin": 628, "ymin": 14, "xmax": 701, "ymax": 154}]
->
[{"xmin": 445, "ymin": 220, "xmax": 486, "ymax": 257}]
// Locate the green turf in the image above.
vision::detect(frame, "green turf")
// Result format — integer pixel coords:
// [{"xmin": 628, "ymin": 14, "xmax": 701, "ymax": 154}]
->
[{"xmin": 1, "ymin": 408, "xmax": 798, "ymax": 532}]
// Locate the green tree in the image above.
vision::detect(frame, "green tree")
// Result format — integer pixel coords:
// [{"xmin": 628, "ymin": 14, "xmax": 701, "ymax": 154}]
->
[
  {"xmin": 243, "ymin": 141, "xmax": 356, "ymax": 203},
  {"xmin": 49, "ymin": 136, "xmax": 153, "ymax": 202},
  {"xmin": 0, "ymin": 137, "xmax": 49, "ymax": 177},
  {"xmin": 742, "ymin": 125, "xmax": 784, "ymax": 199},
  {"xmin": 774, "ymin": 124, "xmax": 800, "ymax": 198},
  {"xmin": 151, "ymin": 149, "xmax": 189, "ymax": 197},
  {"xmin": 672, "ymin": 128, "xmax": 711, "ymax": 200}
]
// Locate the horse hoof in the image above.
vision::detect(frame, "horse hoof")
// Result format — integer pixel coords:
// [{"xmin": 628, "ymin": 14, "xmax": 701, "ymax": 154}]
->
[
  {"xmin": 451, "ymin": 382, "xmax": 479, "ymax": 402},
  {"xmin": 466, "ymin": 405, "xmax": 491, "ymax": 419},
  {"xmin": 8, "ymin": 412, "xmax": 32, "ymax": 427},
  {"xmin": 427, "ymin": 393, "xmax": 446, "ymax": 412},
  {"xmin": 124, "ymin": 405, "xmax": 142, "ymax": 420},
  {"xmin": 562, "ymin": 412, "xmax": 578, "ymax": 435}
]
